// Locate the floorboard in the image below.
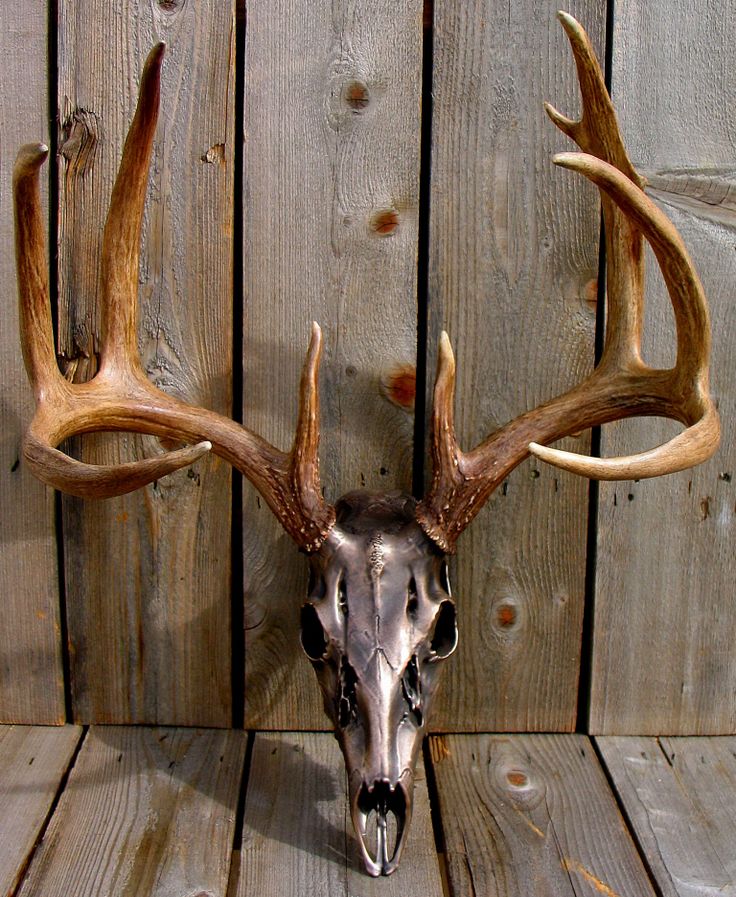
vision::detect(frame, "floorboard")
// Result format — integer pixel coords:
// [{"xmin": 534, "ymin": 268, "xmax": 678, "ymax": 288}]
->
[
  {"xmin": 6, "ymin": 729, "xmax": 734, "ymax": 896},
  {"xmin": 429, "ymin": 733, "xmax": 656, "ymax": 896},
  {"xmin": 598, "ymin": 736, "xmax": 736, "ymax": 896},
  {"xmin": 15, "ymin": 726, "xmax": 246, "ymax": 897},
  {"xmin": 0, "ymin": 726, "xmax": 81, "ymax": 897}
]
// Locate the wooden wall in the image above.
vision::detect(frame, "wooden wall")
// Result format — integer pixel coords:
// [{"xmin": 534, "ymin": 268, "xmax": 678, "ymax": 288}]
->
[{"xmin": 1, "ymin": 0, "xmax": 733, "ymax": 735}]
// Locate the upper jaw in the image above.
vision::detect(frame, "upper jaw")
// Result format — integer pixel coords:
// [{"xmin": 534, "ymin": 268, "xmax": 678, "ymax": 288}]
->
[{"xmin": 350, "ymin": 773, "xmax": 413, "ymax": 876}]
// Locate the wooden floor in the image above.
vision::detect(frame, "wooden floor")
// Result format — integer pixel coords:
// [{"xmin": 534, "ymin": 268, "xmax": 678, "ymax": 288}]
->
[{"xmin": 1, "ymin": 726, "xmax": 734, "ymax": 896}]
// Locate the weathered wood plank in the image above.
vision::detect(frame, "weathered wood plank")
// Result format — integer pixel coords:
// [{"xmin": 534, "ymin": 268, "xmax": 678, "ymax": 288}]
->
[
  {"xmin": 598, "ymin": 736, "xmax": 736, "ymax": 896},
  {"xmin": 428, "ymin": 1, "xmax": 605, "ymax": 730},
  {"xmin": 17, "ymin": 726, "xmax": 246, "ymax": 897},
  {"xmin": 430, "ymin": 734, "xmax": 656, "ymax": 896},
  {"xmin": 591, "ymin": 2, "xmax": 736, "ymax": 733},
  {"xmin": 0, "ymin": 0, "xmax": 65, "ymax": 723},
  {"xmin": 242, "ymin": 0, "xmax": 423, "ymax": 728},
  {"xmin": 0, "ymin": 725, "xmax": 82, "ymax": 896},
  {"xmin": 58, "ymin": 2, "xmax": 235, "ymax": 725},
  {"xmin": 238, "ymin": 732, "xmax": 442, "ymax": 895}
]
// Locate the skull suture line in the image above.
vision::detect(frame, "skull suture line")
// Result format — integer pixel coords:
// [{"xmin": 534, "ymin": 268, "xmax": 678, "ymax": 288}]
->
[
  {"xmin": 300, "ymin": 491, "xmax": 457, "ymax": 875},
  {"xmin": 14, "ymin": 12, "xmax": 719, "ymax": 879}
]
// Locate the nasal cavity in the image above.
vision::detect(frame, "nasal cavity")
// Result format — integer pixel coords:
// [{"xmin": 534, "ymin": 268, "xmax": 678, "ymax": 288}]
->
[{"xmin": 406, "ymin": 577, "xmax": 418, "ymax": 618}]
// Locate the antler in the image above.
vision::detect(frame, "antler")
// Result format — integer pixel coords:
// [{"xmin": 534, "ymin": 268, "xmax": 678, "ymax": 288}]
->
[
  {"xmin": 14, "ymin": 43, "xmax": 335, "ymax": 553},
  {"xmin": 416, "ymin": 11, "xmax": 720, "ymax": 553}
]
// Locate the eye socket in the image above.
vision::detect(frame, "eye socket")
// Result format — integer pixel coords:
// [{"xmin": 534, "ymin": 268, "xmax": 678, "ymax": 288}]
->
[
  {"xmin": 300, "ymin": 603, "xmax": 329, "ymax": 661},
  {"xmin": 430, "ymin": 600, "xmax": 458, "ymax": 659}
]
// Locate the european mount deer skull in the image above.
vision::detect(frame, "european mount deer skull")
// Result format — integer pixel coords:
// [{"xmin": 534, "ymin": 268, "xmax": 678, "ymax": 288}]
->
[{"xmin": 14, "ymin": 13, "xmax": 719, "ymax": 877}]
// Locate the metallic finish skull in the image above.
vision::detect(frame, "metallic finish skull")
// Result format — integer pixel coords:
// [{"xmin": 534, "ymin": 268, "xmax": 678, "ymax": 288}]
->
[{"xmin": 299, "ymin": 490, "xmax": 458, "ymax": 876}]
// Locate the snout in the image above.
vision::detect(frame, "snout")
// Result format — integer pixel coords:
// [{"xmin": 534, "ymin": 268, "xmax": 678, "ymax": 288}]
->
[{"xmin": 350, "ymin": 772, "xmax": 413, "ymax": 876}]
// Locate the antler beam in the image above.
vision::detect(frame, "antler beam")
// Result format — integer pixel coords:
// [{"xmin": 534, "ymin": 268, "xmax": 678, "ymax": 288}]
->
[
  {"xmin": 416, "ymin": 12, "xmax": 719, "ymax": 553},
  {"xmin": 14, "ymin": 43, "xmax": 335, "ymax": 552}
]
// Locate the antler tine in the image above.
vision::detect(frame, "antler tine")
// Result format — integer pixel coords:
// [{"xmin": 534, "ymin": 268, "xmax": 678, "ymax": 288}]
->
[
  {"xmin": 100, "ymin": 42, "xmax": 165, "ymax": 374},
  {"xmin": 545, "ymin": 10, "xmax": 645, "ymax": 369},
  {"xmin": 416, "ymin": 11, "xmax": 719, "ymax": 553},
  {"xmin": 14, "ymin": 143, "xmax": 62, "ymax": 399},
  {"xmin": 16, "ymin": 44, "xmax": 335, "ymax": 552}
]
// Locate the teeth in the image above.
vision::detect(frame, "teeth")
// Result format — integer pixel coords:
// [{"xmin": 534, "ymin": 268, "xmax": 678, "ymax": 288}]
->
[{"xmin": 353, "ymin": 781, "xmax": 409, "ymax": 876}]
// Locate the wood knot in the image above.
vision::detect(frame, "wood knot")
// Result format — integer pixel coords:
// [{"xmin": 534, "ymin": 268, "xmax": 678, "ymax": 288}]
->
[
  {"xmin": 370, "ymin": 208, "xmax": 399, "ymax": 236},
  {"xmin": 381, "ymin": 363, "xmax": 416, "ymax": 410},
  {"xmin": 59, "ymin": 107, "xmax": 101, "ymax": 178},
  {"xmin": 344, "ymin": 80, "xmax": 370, "ymax": 111}
]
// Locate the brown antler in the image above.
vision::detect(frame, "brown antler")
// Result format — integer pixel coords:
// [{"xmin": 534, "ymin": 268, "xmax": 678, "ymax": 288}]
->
[
  {"xmin": 416, "ymin": 11, "xmax": 720, "ymax": 553},
  {"xmin": 14, "ymin": 43, "xmax": 335, "ymax": 553}
]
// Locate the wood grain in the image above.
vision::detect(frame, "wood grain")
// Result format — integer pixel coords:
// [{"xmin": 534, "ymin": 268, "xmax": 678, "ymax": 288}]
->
[
  {"xmin": 0, "ymin": 0, "xmax": 65, "ymax": 723},
  {"xmin": 598, "ymin": 736, "xmax": 736, "ymax": 895},
  {"xmin": 242, "ymin": 0, "xmax": 423, "ymax": 728},
  {"xmin": 591, "ymin": 2, "xmax": 736, "ymax": 733},
  {"xmin": 430, "ymin": 733, "xmax": 656, "ymax": 896},
  {"xmin": 17, "ymin": 726, "xmax": 246, "ymax": 897},
  {"xmin": 57, "ymin": 1, "xmax": 235, "ymax": 725},
  {"xmin": 0, "ymin": 725, "xmax": 82, "ymax": 896},
  {"xmin": 427, "ymin": 1, "xmax": 605, "ymax": 730},
  {"xmin": 238, "ymin": 732, "xmax": 443, "ymax": 895}
]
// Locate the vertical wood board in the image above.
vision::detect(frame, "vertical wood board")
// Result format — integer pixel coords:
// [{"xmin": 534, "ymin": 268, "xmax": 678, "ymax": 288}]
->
[
  {"xmin": 57, "ymin": 1, "xmax": 235, "ymax": 725},
  {"xmin": 238, "ymin": 732, "xmax": 443, "ymax": 895},
  {"xmin": 591, "ymin": 1, "xmax": 736, "ymax": 733},
  {"xmin": 17, "ymin": 726, "xmax": 246, "ymax": 897},
  {"xmin": 242, "ymin": 0, "xmax": 423, "ymax": 728},
  {"xmin": 598, "ymin": 736, "xmax": 736, "ymax": 895},
  {"xmin": 0, "ymin": 725, "xmax": 82, "ymax": 897},
  {"xmin": 0, "ymin": 0, "xmax": 65, "ymax": 723},
  {"xmin": 430, "ymin": 733, "xmax": 656, "ymax": 896},
  {"xmin": 428, "ymin": 0, "xmax": 605, "ymax": 730}
]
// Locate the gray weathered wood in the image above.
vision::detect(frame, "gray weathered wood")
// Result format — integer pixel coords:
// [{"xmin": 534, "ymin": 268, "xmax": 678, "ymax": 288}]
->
[
  {"xmin": 58, "ymin": 2, "xmax": 235, "ymax": 725},
  {"xmin": 0, "ymin": 725, "xmax": 82, "ymax": 896},
  {"xmin": 239, "ymin": 732, "xmax": 443, "ymax": 895},
  {"xmin": 242, "ymin": 0, "xmax": 423, "ymax": 728},
  {"xmin": 0, "ymin": 0, "xmax": 65, "ymax": 724},
  {"xmin": 427, "ymin": 1, "xmax": 605, "ymax": 730},
  {"xmin": 17, "ymin": 726, "xmax": 246, "ymax": 897},
  {"xmin": 591, "ymin": 2, "xmax": 736, "ymax": 733},
  {"xmin": 598, "ymin": 736, "xmax": 736, "ymax": 896},
  {"xmin": 430, "ymin": 733, "xmax": 656, "ymax": 896}
]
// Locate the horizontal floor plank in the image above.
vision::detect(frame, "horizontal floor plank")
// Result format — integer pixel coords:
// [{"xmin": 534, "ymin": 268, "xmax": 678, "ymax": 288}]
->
[
  {"xmin": 0, "ymin": 725, "xmax": 82, "ymax": 897},
  {"xmin": 16, "ymin": 726, "xmax": 246, "ymax": 897},
  {"xmin": 430, "ymin": 734, "xmax": 656, "ymax": 897},
  {"xmin": 598, "ymin": 736, "xmax": 736, "ymax": 896},
  {"xmin": 238, "ymin": 732, "xmax": 443, "ymax": 896}
]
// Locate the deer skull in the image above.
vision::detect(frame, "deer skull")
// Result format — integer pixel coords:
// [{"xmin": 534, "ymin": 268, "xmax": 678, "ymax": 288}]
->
[
  {"xmin": 300, "ymin": 490, "xmax": 457, "ymax": 874},
  {"xmin": 14, "ymin": 12, "xmax": 720, "ymax": 880}
]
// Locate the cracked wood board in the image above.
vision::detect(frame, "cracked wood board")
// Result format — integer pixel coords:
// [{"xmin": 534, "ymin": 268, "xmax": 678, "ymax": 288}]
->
[
  {"xmin": 427, "ymin": 0, "xmax": 605, "ymax": 730},
  {"xmin": 0, "ymin": 726, "xmax": 82, "ymax": 896},
  {"xmin": 238, "ymin": 732, "xmax": 443, "ymax": 896},
  {"xmin": 591, "ymin": 2, "xmax": 736, "ymax": 734},
  {"xmin": 598, "ymin": 736, "xmax": 736, "ymax": 895},
  {"xmin": 57, "ymin": 1, "xmax": 235, "ymax": 725},
  {"xmin": 0, "ymin": 0, "xmax": 65, "ymax": 724},
  {"xmin": 242, "ymin": 0, "xmax": 422, "ymax": 729},
  {"xmin": 16, "ymin": 726, "xmax": 246, "ymax": 897},
  {"xmin": 430, "ymin": 733, "xmax": 656, "ymax": 896}
]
